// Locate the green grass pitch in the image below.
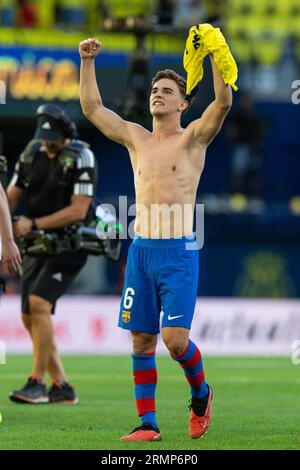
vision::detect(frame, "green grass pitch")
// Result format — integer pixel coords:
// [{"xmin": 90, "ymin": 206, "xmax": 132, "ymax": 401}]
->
[{"xmin": 0, "ymin": 355, "xmax": 299, "ymax": 450}]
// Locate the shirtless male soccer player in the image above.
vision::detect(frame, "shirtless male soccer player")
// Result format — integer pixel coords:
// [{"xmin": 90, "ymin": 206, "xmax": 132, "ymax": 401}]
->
[{"xmin": 79, "ymin": 37, "xmax": 232, "ymax": 442}]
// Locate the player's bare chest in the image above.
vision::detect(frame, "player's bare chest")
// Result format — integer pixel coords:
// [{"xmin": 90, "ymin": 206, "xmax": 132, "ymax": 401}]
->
[{"xmin": 136, "ymin": 138, "xmax": 188, "ymax": 173}]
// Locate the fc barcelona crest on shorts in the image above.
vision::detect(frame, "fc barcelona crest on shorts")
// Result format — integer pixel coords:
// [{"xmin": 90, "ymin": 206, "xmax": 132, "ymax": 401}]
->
[{"xmin": 122, "ymin": 310, "xmax": 131, "ymax": 323}]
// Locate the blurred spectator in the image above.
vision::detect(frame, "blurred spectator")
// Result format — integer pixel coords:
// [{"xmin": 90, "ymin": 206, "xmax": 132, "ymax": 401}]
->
[
  {"xmin": 227, "ymin": 92, "xmax": 266, "ymax": 198},
  {"xmin": 97, "ymin": 1, "xmax": 110, "ymax": 29},
  {"xmin": 174, "ymin": 0, "xmax": 206, "ymax": 29},
  {"xmin": 156, "ymin": 0, "xmax": 176, "ymax": 26},
  {"xmin": 116, "ymin": 33, "xmax": 150, "ymax": 120},
  {"xmin": 0, "ymin": 0, "xmax": 15, "ymax": 26},
  {"xmin": 54, "ymin": 0, "xmax": 87, "ymax": 28},
  {"xmin": 204, "ymin": 0, "xmax": 225, "ymax": 26},
  {"xmin": 101, "ymin": 0, "xmax": 150, "ymax": 31},
  {"xmin": 17, "ymin": 0, "xmax": 38, "ymax": 28}
]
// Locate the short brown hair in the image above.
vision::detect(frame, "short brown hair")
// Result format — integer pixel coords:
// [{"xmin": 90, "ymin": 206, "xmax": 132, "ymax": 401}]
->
[{"xmin": 151, "ymin": 69, "xmax": 187, "ymax": 99}]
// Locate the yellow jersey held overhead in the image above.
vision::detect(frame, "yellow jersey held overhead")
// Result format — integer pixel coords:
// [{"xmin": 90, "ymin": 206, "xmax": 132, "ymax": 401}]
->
[{"xmin": 184, "ymin": 23, "xmax": 238, "ymax": 96}]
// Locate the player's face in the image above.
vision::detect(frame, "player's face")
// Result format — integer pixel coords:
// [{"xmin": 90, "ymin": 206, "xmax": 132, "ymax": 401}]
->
[
  {"xmin": 150, "ymin": 79, "xmax": 187, "ymax": 117},
  {"xmin": 42, "ymin": 137, "xmax": 67, "ymax": 156}
]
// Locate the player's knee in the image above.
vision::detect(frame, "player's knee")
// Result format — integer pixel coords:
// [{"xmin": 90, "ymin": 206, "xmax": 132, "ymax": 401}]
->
[
  {"xmin": 164, "ymin": 338, "xmax": 188, "ymax": 357},
  {"xmin": 132, "ymin": 332, "xmax": 157, "ymax": 355},
  {"xmin": 28, "ymin": 295, "xmax": 51, "ymax": 316}
]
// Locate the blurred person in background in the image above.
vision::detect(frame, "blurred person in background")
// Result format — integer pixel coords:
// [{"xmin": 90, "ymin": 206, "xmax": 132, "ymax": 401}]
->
[
  {"xmin": 16, "ymin": 0, "xmax": 38, "ymax": 28},
  {"xmin": 174, "ymin": 0, "xmax": 206, "ymax": 29},
  {"xmin": 204, "ymin": 0, "xmax": 225, "ymax": 25},
  {"xmin": 227, "ymin": 91, "xmax": 266, "ymax": 198},
  {"xmin": 6, "ymin": 104, "xmax": 96, "ymax": 404},
  {"xmin": 156, "ymin": 0, "xmax": 176, "ymax": 26}
]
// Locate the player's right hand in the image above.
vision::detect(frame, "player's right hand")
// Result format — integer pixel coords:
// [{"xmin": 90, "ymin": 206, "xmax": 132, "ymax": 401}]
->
[{"xmin": 79, "ymin": 38, "xmax": 102, "ymax": 59}]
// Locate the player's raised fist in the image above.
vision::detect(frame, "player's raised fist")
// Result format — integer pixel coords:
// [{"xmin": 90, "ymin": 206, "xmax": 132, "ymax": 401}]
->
[{"xmin": 79, "ymin": 38, "xmax": 102, "ymax": 59}]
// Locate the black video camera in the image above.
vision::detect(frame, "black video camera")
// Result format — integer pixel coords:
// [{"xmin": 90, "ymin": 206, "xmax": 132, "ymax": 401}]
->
[
  {"xmin": 14, "ymin": 223, "xmax": 122, "ymax": 261},
  {"xmin": 74, "ymin": 226, "xmax": 121, "ymax": 261},
  {"xmin": 14, "ymin": 206, "xmax": 123, "ymax": 261}
]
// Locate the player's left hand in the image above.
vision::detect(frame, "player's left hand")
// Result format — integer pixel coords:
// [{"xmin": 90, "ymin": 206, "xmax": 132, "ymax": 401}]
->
[{"xmin": 13, "ymin": 216, "xmax": 33, "ymax": 237}]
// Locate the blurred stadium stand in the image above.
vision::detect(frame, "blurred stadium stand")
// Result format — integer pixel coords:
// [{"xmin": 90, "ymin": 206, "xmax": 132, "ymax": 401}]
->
[{"xmin": 0, "ymin": 0, "xmax": 299, "ymax": 299}]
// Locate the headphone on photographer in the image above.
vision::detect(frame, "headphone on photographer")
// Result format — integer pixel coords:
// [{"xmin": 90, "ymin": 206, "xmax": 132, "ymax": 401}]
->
[{"xmin": 36, "ymin": 104, "xmax": 78, "ymax": 139}]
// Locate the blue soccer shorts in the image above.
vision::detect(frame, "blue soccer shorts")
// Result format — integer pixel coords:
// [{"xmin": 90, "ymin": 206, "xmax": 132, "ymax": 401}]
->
[{"xmin": 118, "ymin": 237, "xmax": 199, "ymax": 334}]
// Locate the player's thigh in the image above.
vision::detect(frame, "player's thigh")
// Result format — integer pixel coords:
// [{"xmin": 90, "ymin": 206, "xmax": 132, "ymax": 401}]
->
[
  {"xmin": 28, "ymin": 295, "xmax": 53, "ymax": 315},
  {"xmin": 119, "ymin": 246, "xmax": 161, "ymax": 335},
  {"xmin": 21, "ymin": 254, "xmax": 47, "ymax": 314},
  {"xmin": 25, "ymin": 252, "xmax": 87, "ymax": 314},
  {"xmin": 160, "ymin": 247, "xmax": 199, "ymax": 330}
]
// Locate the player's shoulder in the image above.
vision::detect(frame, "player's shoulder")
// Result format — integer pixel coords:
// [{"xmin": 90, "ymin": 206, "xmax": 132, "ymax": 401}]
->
[
  {"xmin": 127, "ymin": 121, "xmax": 150, "ymax": 138},
  {"xmin": 125, "ymin": 121, "xmax": 151, "ymax": 149},
  {"xmin": 184, "ymin": 116, "xmax": 203, "ymax": 133},
  {"xmin": 180, "ymin": 119, "xmax": 199, "ymax": 141},
  {"xmin": 65, "ymin": 140, "xmax": 95, "ymax": 168},
  {"xmin": 182, "ymin": 117, "xmax": 208, "ymax": 146},
  {"xmin": 20, "ymin": 139, "xmax": 42, "ymax": 163}
]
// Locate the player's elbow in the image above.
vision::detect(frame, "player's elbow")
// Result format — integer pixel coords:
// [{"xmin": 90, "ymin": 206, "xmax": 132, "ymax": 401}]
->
[
  {"xmin": 71, "ymin": 204, "xmax": 89, "ymax": 222},
  {"xmin": 216, "ymin": 91, "xmax": 232, "ymax": 111},
  {"xmin": 81, "ymin": 100, "xmax": 101, "ymax": 119},
  {"xmin": 217, "ymin": 100, "xmax": 232, "ymax": 112},
  {"xmin": 222, "ymin": 102, "xmax": 232, "ymax": 111},
  {"xmin": 81, "ymin": 105, "xmax": 96, "ymax": 120}
]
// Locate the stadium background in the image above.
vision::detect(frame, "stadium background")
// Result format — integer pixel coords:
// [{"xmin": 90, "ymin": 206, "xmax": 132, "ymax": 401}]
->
[{"xmin": 0, "ymin": 0, "xmax": 299, "ymax": 450}]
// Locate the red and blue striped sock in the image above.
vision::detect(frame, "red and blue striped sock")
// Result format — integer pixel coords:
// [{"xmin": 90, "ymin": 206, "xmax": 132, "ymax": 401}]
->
[
  {"xmin": 132, "ymin": 352, "xmax": 157, "ymax": 428},
  {"xmin": 172, "ymin": 340, "xmax": 208, "ymax": 399}
]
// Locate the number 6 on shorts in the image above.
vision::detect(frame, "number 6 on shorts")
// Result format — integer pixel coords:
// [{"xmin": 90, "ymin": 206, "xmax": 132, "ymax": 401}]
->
[{"xmin": 123, "ymin": 287, "xmax": 135, "ymax": 309}]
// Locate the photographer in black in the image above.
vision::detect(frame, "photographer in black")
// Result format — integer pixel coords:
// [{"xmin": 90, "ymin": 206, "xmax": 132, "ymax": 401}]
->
[{"xmin": 6, "ymin": 104, "xmax": 96, "ymax": 404}]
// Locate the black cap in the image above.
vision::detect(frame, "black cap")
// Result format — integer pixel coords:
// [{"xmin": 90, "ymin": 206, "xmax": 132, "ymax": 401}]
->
[{"xmin": 34, "ymin": 115, "xmax": 65, "ymax": 142}]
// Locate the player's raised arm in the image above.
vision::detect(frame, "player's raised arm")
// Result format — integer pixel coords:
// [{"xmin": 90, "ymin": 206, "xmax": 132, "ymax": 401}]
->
[
  {"xmin": 188, "ymin": 55, "xmax": 232, "ymax": 146},
  {"xmin": 79, "ymin": 38, "xmax": 138, "ymax": 149}
]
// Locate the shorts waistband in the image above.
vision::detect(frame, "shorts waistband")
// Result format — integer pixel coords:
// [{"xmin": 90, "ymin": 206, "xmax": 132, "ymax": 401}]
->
[{"xmin": 133, "ymin": 236, "xmax": 195, "ymax": 248}]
